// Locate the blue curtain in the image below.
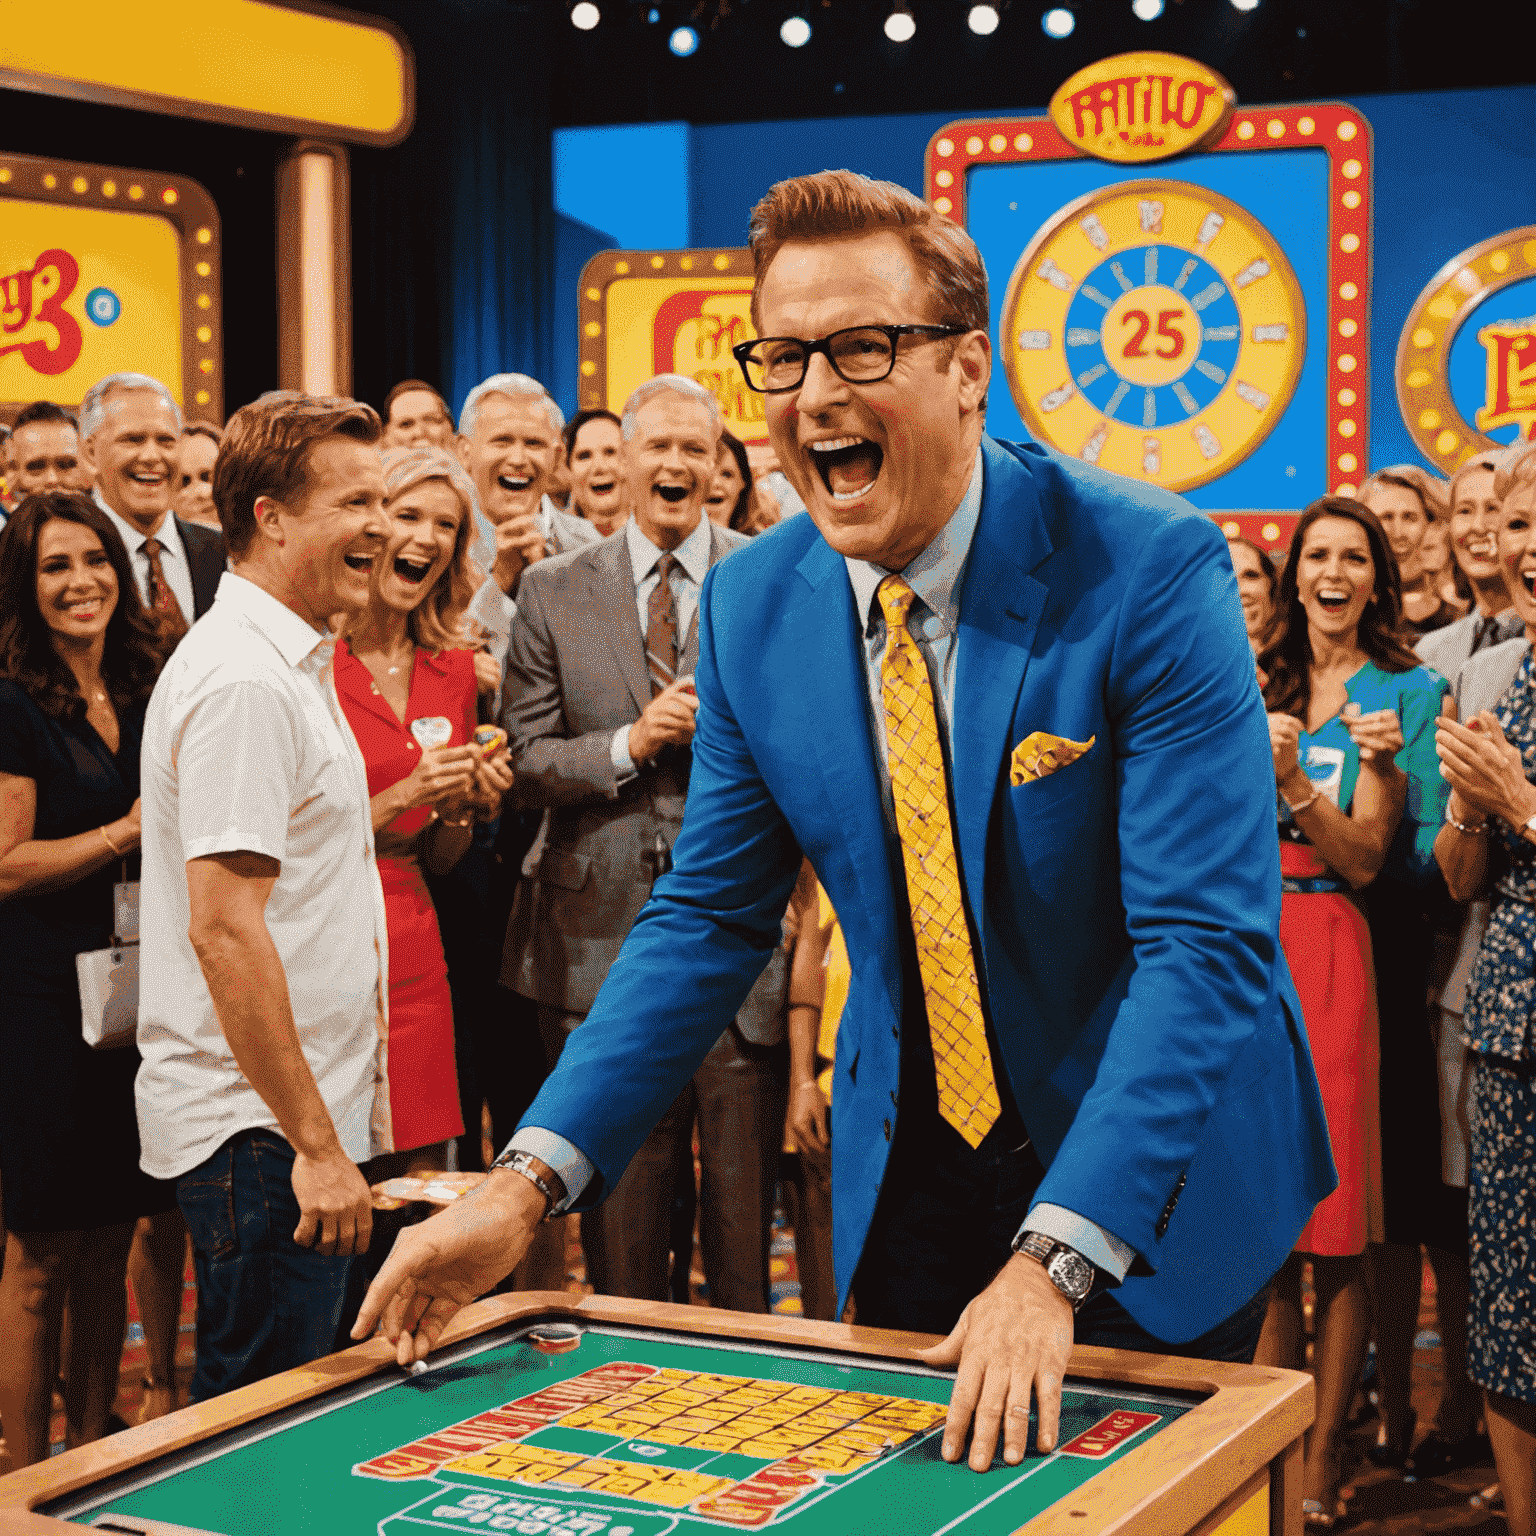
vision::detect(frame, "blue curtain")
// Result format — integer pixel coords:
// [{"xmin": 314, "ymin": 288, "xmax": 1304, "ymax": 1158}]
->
[{"xmin": 350, "ymin": 0, "xmax": 555, "ymax": 422}]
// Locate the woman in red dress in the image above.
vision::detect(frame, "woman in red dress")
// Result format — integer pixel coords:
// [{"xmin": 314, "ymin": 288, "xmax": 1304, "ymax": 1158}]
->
[{"xmin": 336, "ymin": 445, "xmax": 512, "ymax": 1172}]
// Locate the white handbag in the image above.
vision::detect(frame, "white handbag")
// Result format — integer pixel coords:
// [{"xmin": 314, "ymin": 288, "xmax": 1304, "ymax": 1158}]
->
[{"xmin": 77, "ymin": 875, "xmax": 139, "ymax": 1049}]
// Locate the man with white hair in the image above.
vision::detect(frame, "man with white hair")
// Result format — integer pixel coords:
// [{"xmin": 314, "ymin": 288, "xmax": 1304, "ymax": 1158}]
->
[
  {"xmin": 493, "ymin": 373, "xmax": 791, "ymax": 1308},
  {"xmin": 79, "ymin": 372, "xmax": 226, "ymax": 639}
]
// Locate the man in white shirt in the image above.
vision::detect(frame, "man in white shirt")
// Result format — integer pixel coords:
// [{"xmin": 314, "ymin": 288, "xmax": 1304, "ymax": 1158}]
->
[
  {"xmin": 136, "ymin": 390, "xmax": 392, "ymax": 1401},
  {"xmin": 79, "ymin": 372, "xmax": 226, "ymax": 639}
]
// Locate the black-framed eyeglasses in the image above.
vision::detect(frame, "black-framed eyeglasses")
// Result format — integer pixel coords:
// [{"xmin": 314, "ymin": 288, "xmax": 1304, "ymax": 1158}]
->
[{"xmin": 731, "ymin": 324, "xmax": 968, "ymax": 394}]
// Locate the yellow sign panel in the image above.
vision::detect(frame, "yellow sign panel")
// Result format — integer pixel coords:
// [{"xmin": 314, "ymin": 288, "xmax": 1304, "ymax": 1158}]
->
[
  {"xmin": 578, "ymin": 249, "xmax": 766, "ymax": 445},
  {"xmin": 1049, "ymin": 52, "xmax": 1235, "ymax": 165},
  {"xmin": 1, "ymin": 152, "xmax": 223, "ymax": 420},
  {"xmin": 1001, "ymin": 180, "xmax": 1304, "ymax": 492},
  {"xmin": 1, "ymin": 201, "xmax": 182, "ymax": 407},
  {"xmin": 0, "ymin": 0, "xmax": 412, "ymax": 147}
]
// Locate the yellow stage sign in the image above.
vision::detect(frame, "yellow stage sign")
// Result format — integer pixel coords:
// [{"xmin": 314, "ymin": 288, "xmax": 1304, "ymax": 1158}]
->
[
  {"xmin": 1, "ymin": 153, "xmax": 223, "ymax": 421},
  {"xmin": 0, "ymin": 0, "xmax": 412, "ymax": 147},
  {"xmin": 1049, "ymin": 52, "xmax": 1235, "ymax": 165},
  {"xmin": 578, "ymin": 248, "xmax": 765, "ymax": 445}
]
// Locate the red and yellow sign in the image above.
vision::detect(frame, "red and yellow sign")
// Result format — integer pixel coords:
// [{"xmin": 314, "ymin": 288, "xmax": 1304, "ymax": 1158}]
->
[
  {"xmin": 1, "ymin": 152, "xmax": 222, "ymax": 420},
  {"xmin": 1396, "ymin": 226, "xmax": 1536, "ymax": 472},
  {"xmin": 1049, "ymin": 52, "xmax": 1235, "ymax": 166},
  {"xmin": 577, "ymin": 248, "xmax": 766, "ymax": 445}
]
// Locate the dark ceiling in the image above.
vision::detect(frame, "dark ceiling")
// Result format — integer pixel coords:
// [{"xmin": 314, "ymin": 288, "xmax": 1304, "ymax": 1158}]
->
[{"xmin": 531, "ymin": 0, "xmax": 1532, "ymax": 127}]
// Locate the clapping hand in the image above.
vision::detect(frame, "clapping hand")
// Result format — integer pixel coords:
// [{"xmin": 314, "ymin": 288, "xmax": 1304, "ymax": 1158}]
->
[
  {"xmin": 1268, "ymin": 712, "xmax": 1302, "ymax": 782},
  {"xmin": 1437, "ymin": 709, "xmax": 1536, "ymax": 826},
  {"xmin": 1343, "ymin": 703, "xmax": 1405, "ymax": 771}
]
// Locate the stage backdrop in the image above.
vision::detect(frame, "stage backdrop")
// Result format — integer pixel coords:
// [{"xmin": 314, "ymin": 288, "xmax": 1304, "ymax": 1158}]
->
[{"xmin": 554, "ymin": 80, "xmax": 1536, "ymax": 532}]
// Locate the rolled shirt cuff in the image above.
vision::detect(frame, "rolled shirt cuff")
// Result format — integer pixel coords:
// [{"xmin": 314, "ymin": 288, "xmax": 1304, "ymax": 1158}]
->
[
  {"xmin": 503, "ymin": 1127, "xmax": 593, "ymax": 1214},
  {"xmin": 610, "ymin": 725, "xmax": 638, "ymax": 781},
  {"xmin": 1021, "ymin": 1202, "xmax": 1135, "ymax": 1284}
]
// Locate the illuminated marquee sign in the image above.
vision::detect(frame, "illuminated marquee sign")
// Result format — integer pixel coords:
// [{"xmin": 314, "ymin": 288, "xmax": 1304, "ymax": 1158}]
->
[
  {"xmin": 577, "ymin": 248, "xmax": 765, "ymax": 446},
  {"xmin": 1048, "ymin": 52, "xmax": 1235, "ymax": 166},
  {"xmin": 1396, "ymin": 227, "xmax": 1536, "ymax": 472},
  {"xmin": 1, "ymin": 152, "xmax": 222, "ymax": 421}
]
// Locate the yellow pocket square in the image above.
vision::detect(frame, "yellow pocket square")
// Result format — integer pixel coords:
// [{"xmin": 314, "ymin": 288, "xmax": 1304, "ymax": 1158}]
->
[{"xmin": 1010, "ymin": 731, "xmax": 1096, "ymax": 786}]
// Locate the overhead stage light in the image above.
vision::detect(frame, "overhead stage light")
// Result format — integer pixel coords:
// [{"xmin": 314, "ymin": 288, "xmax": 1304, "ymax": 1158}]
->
[
  {"xmin": 570, "ymin": 2, "xmax": 600, "ymax": 29},
  {"xmin": 884, "ymin": 7, "xmax": 916, "ymax": 42},
  {"xmin": 1230, "ymin": 0, "xmax": 1259, "ymax": 9},
  {"xmin": 781, "ymin": 15, "xmax": 811, "ymax": 46},
  {"xmin": 1042, "ymin": 7, "xmax": 1075, "ymax": 36},
  {"xmin": 968, "ymin": 4, "xmax": 1000, "ymax": 33},
  {"xmin": 669, "ymin": 24, "xmax": 699, "ymax": 54},
  {"xmin": 1132, "ymin": 0, "xmax": 1163, "ymax": 17}
]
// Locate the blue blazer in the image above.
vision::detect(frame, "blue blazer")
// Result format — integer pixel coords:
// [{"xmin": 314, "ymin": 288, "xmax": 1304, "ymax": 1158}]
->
[{"xmin": 523, "ymin": 434, "xmax": 1335, "ymax": 1342}]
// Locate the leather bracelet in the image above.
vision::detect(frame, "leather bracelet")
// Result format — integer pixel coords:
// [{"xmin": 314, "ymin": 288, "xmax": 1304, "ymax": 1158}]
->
[
  {"xmin": 489, "ymin": 1148, "xmax": 561, "ymax": 1219},
  {"xmin": 1282, "ymin": 788, "xmax": 1321, "ymax": 816},
  {"xmin": 433, "ymin": 808, "xmax": 475, "ymax": 829},
  {"xmin": 1446, "ymin": 804, "xmax": 1489, "ymax": 835},
  {"xmin": 99, "ymin": 824, "xmax": 124, "ymax": 856}
]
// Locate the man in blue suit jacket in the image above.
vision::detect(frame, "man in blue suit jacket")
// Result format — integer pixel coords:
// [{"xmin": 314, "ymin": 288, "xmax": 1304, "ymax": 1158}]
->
[{"xmin": 358, "ymin": 170, "xmax": 1333, "ymax": 1473}]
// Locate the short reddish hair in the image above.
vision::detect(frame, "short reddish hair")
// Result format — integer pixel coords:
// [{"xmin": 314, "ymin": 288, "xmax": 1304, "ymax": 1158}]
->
[
  {"xmin": 214, "ymin": 391, "xmax": 381, "ymax": 560},
  {"xmin": 748, "ymin": 170, "xmax": 988, "ymax": 337}
]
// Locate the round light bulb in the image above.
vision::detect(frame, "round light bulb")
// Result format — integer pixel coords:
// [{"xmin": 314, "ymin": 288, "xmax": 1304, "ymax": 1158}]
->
[
  {"xmin": 884, "ymin": 9, "xmax": 916, "ymax": 41},
  {"xmin": 1131, "ymin": 0, "xmax": 1163, "ymax": 17},
  {"xmin": 1041, "ymin": 6, "xmax": 1075, "ymax": 35},
  {"xmin": 967, "ymin": 4, "xmax": 1000, "ymax": 33},
  {"xmin": 780, "ymin": 14, "xmax": 811, "ymax": 45},
  {"xmin": 669, "ymin": 24, "xmax": 699, "ymax": 54},
  {"xmin": 1230, "ymin": 0, "xmax": 1258, "ymax": 10},
  {"xmin": 570, "ymin": 1, "xmax": 600, "ymax": 28}
]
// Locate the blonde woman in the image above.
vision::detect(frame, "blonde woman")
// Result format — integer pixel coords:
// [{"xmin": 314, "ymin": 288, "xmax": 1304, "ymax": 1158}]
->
[{"xmin": 336, "ymin": 445, "xmax": 512, "ymax": 1172}]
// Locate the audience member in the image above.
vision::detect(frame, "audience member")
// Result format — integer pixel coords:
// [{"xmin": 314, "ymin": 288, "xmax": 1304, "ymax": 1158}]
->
[
  {"xmin": 1417, "ymin": 452, "xmax": 1521, "ymax": 683},
  {"xmin": 0, "ymin": 491, "xmax": 176, "ymax": 1467},
  {"xmin": 78, "ymin": 374, "xmax": 225, "ymax": 643},
  {"xmin": 1256, "ymin": 496, "xmax": 1443, "ymax": 1527},
  {"xmin": 383, "ymin": 381, "xmax": 455, "ymax": 451},
  {"xmin": 134, "ymin": 392, "xmax": 392, "ymax": 1402},
  {"xmin": 1227, "ymin": 534, "xmax": 1277, "ymax": 654},
  {"xmin": 336, "ymin": 445, "xmax": 511, "ymax": 1175},
  {"xmin": 705, "ymin": 429, "xmax": 753, "ymax": 530},
  {"xmin": 172, "ymin": 424, "xmax": 222, "ymax": 530},
  {"xmin": 500, "ymin": 373, "xmax": 787, "ymax": 1310},
  {"xmin": 1361, "ymin": 465, "xmax": 1462, "ymax": 637},
  {"xmin": 562, "ymin": 408, "xmax": 628, "ymax": 537},
  {"xmin": 1435, "ymin": 438, "xmax": 1536, "ymax": 1536},
  {"xmin": 9, "ymin": 402, "xmax": 93, "ymax": 502},
  {"xmin": 1421, "ymin": 516, "xmax": 1470, "ymax": 610}
]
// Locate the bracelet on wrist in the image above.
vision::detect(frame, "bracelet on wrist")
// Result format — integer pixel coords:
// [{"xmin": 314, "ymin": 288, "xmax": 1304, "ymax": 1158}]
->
[
  {"xmin": 1282, "ymin": 787, "xmax": 1321, "ymax": 816},
  {"xmin": 99, "ymin": 823, "xmax": 124, "ymax": 856},
  {"xmin": 787, "ymin": 1001, "xmax": 821, "ymax": 1012},
  {"xmin": 432, "ymin": 808, "xmax": 475, "ymax": 829},
  {"xmin": 1445, "ymin": 803, "xmax": 1489, "ymax": 836},
  {"xmin": 489, "ymin": 1149, "xmax": 562, "ymax": 1219}
]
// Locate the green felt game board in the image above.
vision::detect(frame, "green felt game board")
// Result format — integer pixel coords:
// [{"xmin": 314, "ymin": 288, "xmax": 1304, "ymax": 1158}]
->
[{"xmin": 47, "ymin": 1324, "xmax": 1199, "ymax": 1535}]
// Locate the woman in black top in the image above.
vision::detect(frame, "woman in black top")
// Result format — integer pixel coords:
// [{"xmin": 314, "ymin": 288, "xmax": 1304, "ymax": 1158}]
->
[{"xmin": 0, "ymin": 491, "xmax": 173, "ymax": 1467}]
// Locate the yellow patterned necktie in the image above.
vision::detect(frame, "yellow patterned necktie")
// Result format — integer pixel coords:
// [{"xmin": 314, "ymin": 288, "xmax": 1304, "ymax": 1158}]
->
[{"xmin": 877, "ymin": 574, "xmax": 1001, "ymax": 1149}]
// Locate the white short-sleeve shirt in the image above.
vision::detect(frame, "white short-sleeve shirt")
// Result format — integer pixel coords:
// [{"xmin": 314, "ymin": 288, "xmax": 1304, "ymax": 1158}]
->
[{"xmin": 135, "ymin": 572, "xmax": 392, "ymax": 1179}]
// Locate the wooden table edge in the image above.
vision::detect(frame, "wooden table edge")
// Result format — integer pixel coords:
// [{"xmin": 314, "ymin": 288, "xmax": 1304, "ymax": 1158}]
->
[{"xmin": 0, "ymin": 1292, "xmax": 1313, "ymax": 1536}]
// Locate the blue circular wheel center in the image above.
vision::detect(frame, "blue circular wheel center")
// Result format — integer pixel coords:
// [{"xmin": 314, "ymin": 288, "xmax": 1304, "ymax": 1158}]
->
[{"xmin": 85, "ymin": 287, "xmax": 122, "ymax": 327}]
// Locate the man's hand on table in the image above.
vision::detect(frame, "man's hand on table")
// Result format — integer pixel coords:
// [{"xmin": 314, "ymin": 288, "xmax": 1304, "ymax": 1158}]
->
[
  {"xmin": 352, "ymin": 1167, "xmax": 549, "ymax": 1364},
  {"xmin": 916, "ymin": 1253, "xmax": 1074, "ymax": 1471}
]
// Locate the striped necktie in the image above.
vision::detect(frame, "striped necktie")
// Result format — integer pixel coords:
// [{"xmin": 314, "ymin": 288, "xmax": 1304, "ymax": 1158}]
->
[
  {"xmin": 877, "ymin": 574, "xmax": 1001, "ymax": 1148},
  {"xmin": 645, "ymin": 553, "xmax": 679, "ymax": 697}
]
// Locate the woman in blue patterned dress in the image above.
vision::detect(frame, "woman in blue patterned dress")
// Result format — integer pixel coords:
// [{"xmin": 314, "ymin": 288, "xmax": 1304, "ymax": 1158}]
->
[
  {"xmin": 1434, "ymin": 442, "xmax": 1536, "ymax": 1536},
  {"xmin": 1256, "ymin": 496, "xmax": 1448, "ymax": 1526}
]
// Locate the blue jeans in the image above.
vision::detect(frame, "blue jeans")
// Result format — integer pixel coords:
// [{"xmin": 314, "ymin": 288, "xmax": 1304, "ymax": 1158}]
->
[{"xmin": 177, "ymin": 1129, "xmax": 356, "ymax": 1403}]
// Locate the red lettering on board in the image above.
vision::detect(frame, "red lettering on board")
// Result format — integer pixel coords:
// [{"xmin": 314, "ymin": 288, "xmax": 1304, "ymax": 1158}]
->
[
  {"xmin": 1058, "ymin": 1409, "xmax": 1161, "ymax": 1459},
  {"xmin": 0, "ymin": 249, "xmax": 83, "ymax": 376}
]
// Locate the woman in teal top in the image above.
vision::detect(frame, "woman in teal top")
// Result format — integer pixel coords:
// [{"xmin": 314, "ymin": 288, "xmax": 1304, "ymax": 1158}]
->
[{"xmin": 1257, "ymin": 496, "xmax": 1448, "ymax": 1527}]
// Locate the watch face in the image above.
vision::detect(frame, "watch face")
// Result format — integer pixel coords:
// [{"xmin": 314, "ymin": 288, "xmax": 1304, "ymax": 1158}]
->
[{"xmin": 1048, "ymin": 1249, "xmax": 1095, "ymax": 1300}]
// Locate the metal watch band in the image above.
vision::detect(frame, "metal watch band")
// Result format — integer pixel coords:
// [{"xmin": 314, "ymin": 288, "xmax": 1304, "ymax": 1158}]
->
[{"xmin": 489, "ymin": 1148, "xmax": 560, "ymax": 1219}]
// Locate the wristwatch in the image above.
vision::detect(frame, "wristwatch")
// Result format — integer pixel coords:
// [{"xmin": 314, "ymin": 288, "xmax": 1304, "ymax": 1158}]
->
[
  {"xmin": 1012, "ymin": 1230, "xmax": 1097, "ymax": 1311},
  {"xmin": 488, "ymin": 1148, "xmax": 563, "ymax": 1220}
]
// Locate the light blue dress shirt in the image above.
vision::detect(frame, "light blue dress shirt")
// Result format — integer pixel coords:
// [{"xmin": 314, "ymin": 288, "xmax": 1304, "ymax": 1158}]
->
[
  {"xmin": 609, "ymin": 514, "xmax": 714, "ymax": 779},
  {"xmin": 512, "ymin": 463, "xmax": 1135, "ymax": 1282}
]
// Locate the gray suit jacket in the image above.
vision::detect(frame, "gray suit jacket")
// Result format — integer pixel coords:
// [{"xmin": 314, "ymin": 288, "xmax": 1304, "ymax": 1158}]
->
[
  {"xmin": 501, "ymin": 521, "xmax": 792, "ymax": 1034},
  {"xmin": 1416, "ymin": 608, "xmax": 1525, "ymax": 684}
]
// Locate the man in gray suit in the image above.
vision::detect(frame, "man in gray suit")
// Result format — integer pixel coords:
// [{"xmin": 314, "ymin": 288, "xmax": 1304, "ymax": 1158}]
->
[{"xmin": 500, "ymin": 374, "xmax": 788, "ymax": 1311}]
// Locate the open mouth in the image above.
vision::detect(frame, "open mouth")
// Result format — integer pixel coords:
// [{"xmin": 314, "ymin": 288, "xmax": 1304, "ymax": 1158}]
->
[
  {"xmin": 129, "ymin": 472, "xmax": 166, "ymax": 487},
  {"xmin": 656, "ymin": 484, "xmax": 689, "ymax": 504},
  {"xmin": 590, "ymin": 479, "xmax": 616, "ymax": 496},
  {"xmin": 394, "ymin": 555, "xmax": 432, "ymax": 584},
  {"xmin": 1522, "ymin": 572, "xmax": 1536, "ymax": 596},
  {"xmin": 343, "ymin": 553, "xmax": 374, "ymax": 574},
  {"xmin": 1316, "ymin": 591, "xmax": 1349, "ymax": 613},
  {"xmin": 497, "ymin": 475, "xmax": 532, "ymax": 494},
  {"xmin": 1467, "ymin": 540, "xmax": 1496, "ymax": 560},
  {"xmin": 808, "ymin": 436, "xmax": 883, "ymax": 502}
]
